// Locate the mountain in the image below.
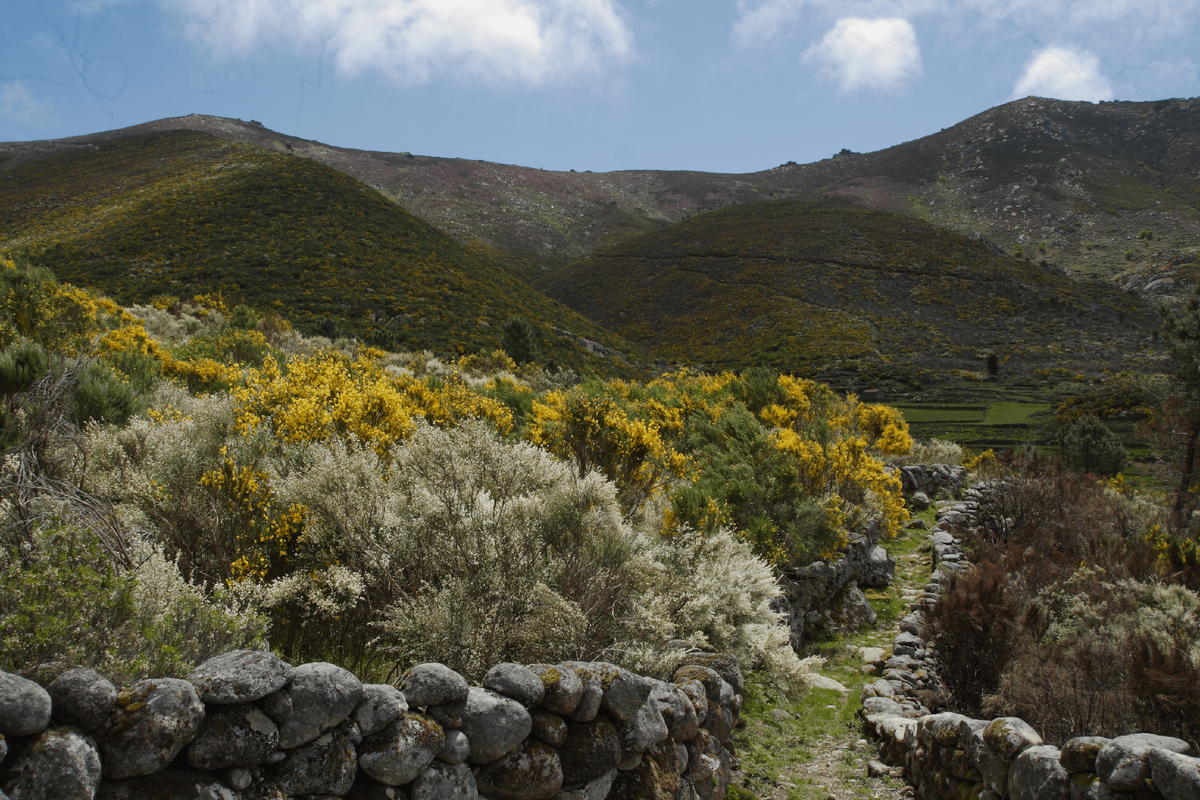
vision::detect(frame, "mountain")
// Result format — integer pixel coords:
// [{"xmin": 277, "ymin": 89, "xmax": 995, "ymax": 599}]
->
[
  {"xmin": 0, "ymin": 129, "xmax": 648, "ymax": 376},
  {"xmin": 538, "ymin": 200, "xmax": 1160, "ymax": 395},
  {"xmin": 5, "ymin": 98, "xmax": 1198, "ymax": 291}
]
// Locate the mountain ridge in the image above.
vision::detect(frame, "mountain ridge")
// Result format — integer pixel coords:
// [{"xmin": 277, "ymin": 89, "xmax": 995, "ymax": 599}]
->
[{"xmin": 5, "ymin": 97, "xmax": 1199, "ymax": 290}]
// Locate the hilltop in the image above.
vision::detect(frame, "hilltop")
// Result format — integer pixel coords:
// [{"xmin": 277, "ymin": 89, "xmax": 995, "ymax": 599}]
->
[{"xmin": 5, "ymin": 98, "xmax": 1199, "ymax": 292}]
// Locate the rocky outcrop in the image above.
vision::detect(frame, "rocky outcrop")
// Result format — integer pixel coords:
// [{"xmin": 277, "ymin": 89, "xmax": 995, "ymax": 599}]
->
[{"xmin": 0, "ymin": 649, "xmax": 741, "ymax": 800}]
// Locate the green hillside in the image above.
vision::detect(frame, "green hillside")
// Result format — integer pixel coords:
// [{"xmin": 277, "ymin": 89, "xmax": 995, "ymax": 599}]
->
[
  {"xmin": 0, "ymin": 130, "xmax": 648, "ymax": 376},
  {"xmin": 539, "ymin": 200, "xmax": 1161, "ymax": 389}
]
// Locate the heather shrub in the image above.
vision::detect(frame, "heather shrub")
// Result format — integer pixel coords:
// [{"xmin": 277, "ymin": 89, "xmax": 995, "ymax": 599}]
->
[
  {"xmin": 634, "ymin": 522, "xmax": 822, "ymax": 692},
  {"xmin": 933, "ymin": 467, "xmax": 1198, "ymax": 745},
  {"xmin": 985, "ymin": 572, "xmax": 1200, "ymax": 747}
]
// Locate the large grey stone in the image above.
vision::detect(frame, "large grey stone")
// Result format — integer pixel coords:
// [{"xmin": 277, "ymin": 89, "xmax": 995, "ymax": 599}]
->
[
  {"xmin": 47, "ymin": 668, "xmax": 116, "ymax": 732},
  {"xmin": 0, "ymin": 672, "xmax": 50, "ymax": 738},
  {"xmin": 528, "ymin": 664, "xmax": 582, "ymax": 717},
  {"xmin": 475, "ymin": 739, "xmax": 563, "ymax": 800},
  {"xmin": 101, "ymin": 678, "xmax": 205, "ymax": 780},
  {"xmin": 648, "ymin": 683, "xmax": 699, "ymax": 742},
  {"xmin": 671, "ymin": 666, "xmax": 723, "ymax": 705},
  {"xmin": 530, "ymin": 711, "xmax": 568, "ymax": 748},
  {"xmin": 0, "ymin": 728, "xmax": 101, "ymax": 800},
  {"xmin": 355, "ymin": 684, "xmax": 409, "ymax": 737},
  {"xmin": 1148, "ymin": 748, "xmax": 1200, "ymax": 800},
  {"xmin": 567, "ymin": 665, "xmax": 602, "ymax": 722},
  {"xmin": 359, "ymin": 713, "xmax": 446, "ymax": 786},
  {"xmin": 1060, "ymin": 737, "xmax": 1111, "ymax": 773},
  {"xmin": 558, "ymin": 716, "xmax": 621, "ymax": 785},
  {"xmin": 556, "ymin": 768, "xmax": 617, "ymax": 800},
  {"xmin": 188, "ymin": 650, "xmax": 294, "ymax": 704},
  {"xmin": 984, "ymin": 717, "xmax": 1043, "ymax": 763},
  {"xmin": 675, "ymin": 680, "xmax": 708, "ymax": 722},
  {"xmin": 438, "ymin": 729, "xmax": 471, "ymax": 764},
  {"xmin": 275, "ymin": 662, "xmax": 362, "ymax": 749},
  {"xmin": 400, "ymin": 664, "xmax": 469, "ymax": 709},
  {"xmin": 1009, "ymin": 745, "xmax": 1069, "ymax": 800},
  {"xmin": 619, "ymin": 695, "xmax": 668, "ymax": 755},
  {"xmin": 485, "ymin": 664, "xmax": 545, "ymax": 709},
  {"xmin": 1096, "ymin": 733, "xmax": 1191, "ymax": 792},
  {"xmin": 274, "ymin": 728, "xmax": 357, "ymax": 796},
  {"xmin": 970, "ymin": 725, "xmax": 1009, "ymax": 795},
  {"xmin": 584, "ymin": 663, "xmax": 651, "ymax": 722},
  {"xmin": 411, "ymin": 761, "xmax": 478, "ymax": 800},
  {"xmin": 674, "ymin": 653, "xmax": 744, "ymax": 694},
  {"xmin": 451, "ymin": 688, "xmax": 532, "ymax": 765},
  {"xmin": 185, "ymin": 704, "xmax": 278, "ymax": 770}
]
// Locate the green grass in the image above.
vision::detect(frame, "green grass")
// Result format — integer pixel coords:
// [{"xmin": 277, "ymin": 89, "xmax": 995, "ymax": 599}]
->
[{"xmin": 982, "ymin": 401, "xmax": 1052, "ymax": 425}]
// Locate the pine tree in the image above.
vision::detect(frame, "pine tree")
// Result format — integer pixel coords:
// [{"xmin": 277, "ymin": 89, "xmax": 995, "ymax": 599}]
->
[
  {"xmin": 1057, "ymin": 414, "xmax": 1126, "ymax": 475},
  {"xmin": 501, "ymin": 316, "xmax": 539, "ymax": 365}
]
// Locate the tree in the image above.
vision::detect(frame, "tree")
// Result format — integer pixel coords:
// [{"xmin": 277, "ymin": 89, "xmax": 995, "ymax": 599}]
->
[
  {"xmin": 1057, "ymin": 414, "xmax": 1126, "ymax": 475},
  {"xmin": 501, "ymin": 316, "xmax": 539, "ymax": 365},
  {"xmin": 1159, "ymin": 290, "xmax": 1200, "ymax": 531}
]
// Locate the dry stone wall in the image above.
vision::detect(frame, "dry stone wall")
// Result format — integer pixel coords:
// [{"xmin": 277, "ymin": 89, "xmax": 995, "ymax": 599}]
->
[
  {"xmin": 860, "ymin": 484, "xmax": 1200, "ymax": 800},
  {"xmin": 0, "ymin": 649, "xmax": 744, "ymax": 800},
  {"xmin": 774, "ymin": 519, "xmax": 896, "ymax": 649}
]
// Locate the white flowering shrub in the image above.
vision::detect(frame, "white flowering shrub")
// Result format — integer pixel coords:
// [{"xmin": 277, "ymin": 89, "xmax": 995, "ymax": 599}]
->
[
  {"xmin": 893, "ymin": 437, "xmax": 964, "ymax": 467},
  {"xmin": 631, "ymin": 525, "xmax": 821, "ymax": 691}
]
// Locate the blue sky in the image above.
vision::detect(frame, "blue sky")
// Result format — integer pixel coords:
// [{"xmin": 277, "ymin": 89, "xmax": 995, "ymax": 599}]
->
[{"xmin": 3, "ymin": 0, "xmax": 1199, "ymax": 173}]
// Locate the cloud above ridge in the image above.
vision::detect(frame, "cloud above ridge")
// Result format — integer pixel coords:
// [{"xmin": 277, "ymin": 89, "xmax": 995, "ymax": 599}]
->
[
  {"xmin": 1011, "ymin": 46, "xmax": 1114, "ymax": 102},
  {"xmin": 157, "ymin": 0, "xmax": 634, "ymax": 86},
  {"xmin": 802, "ymin": 17, "xmax": 922, "ymax": 92}
]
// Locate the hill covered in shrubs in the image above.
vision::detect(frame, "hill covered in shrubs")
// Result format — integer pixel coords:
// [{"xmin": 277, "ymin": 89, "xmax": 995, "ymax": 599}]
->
[
  {"xmin": 0, "ymin": 131, "xmax": 648, "ymax": 379},
  {"xmin": 539, "ymin": 200, "xmax": 1159, "ymax": 385}
]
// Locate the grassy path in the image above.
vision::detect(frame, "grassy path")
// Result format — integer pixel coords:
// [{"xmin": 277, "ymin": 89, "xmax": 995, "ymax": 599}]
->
[{"xmin": 730, "ymin": 513, "xmax": 935, "ymax": 800}]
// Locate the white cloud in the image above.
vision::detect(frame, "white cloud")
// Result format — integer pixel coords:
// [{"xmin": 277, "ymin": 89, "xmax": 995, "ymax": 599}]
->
[
  {"xmin": 1011, "ymin": 46, "xmax": 1114, "ymax": 102},
  {"xmin": 735, "ymin": 0, "xmax": 1200, "ymax": 48},
  {"xmin": 158, "ymin": 0, "xmax": 634, "ymax": 86},
  {"xmin": 0, "ymin": 82, "xmax": 58, "ymax": 135},
  {"xmin": 802, "ymin": 17, "xmax": 922, "ymax": 92}
]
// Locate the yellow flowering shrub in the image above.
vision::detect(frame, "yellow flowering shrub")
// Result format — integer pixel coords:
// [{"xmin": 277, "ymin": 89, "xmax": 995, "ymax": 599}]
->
[
  {"xmin": 526, "ymin": 383, "xmax": 692, "ymax": 513},
  {"xmin": 232, "ymin": 352, "xmax": 512, "ymax": 456},
  {"xmin": 199, "ymin": 455, "xmax": 308, "ymax": 582}
]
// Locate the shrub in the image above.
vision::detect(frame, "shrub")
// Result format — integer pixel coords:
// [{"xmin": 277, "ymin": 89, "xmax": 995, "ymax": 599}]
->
[
  {"xmin": 70, "ymin": 361, "xmax": 136, "ymax": 428},
  {"xmin": 926, "ymin": 559, "xmax": 1021, "ymax": 711},
  {"xmin": 0, "ymin": 521, "xmax": 265, "ymax": 686},
  {"xmin": 984, "ymin": 573, "xmax": 1200, "ymax": 747},
  {"xmin": 1057, "ymin": 413, "xmax": 1127, "ymax": 475}
]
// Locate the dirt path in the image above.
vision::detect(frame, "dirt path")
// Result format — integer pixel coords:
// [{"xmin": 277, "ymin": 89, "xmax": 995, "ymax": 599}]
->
[{"xmin": 731, "ymin": 521, "xmax": 933, "ymax": 800}]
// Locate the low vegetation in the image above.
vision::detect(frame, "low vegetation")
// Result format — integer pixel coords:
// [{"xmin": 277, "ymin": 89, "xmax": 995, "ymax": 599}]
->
[
  {"xmin": 928, "ymin": 452, "xmax": 1200, "ymax": 748},
  {"xmin": 0, "ymin": 255, "xmax": 912, "ymax": 689}
]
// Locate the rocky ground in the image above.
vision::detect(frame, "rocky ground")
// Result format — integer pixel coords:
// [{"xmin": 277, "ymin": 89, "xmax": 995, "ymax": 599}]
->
[{"xmin": 730, "ymin": 514, "xmax": 938, "ymax": 800}]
